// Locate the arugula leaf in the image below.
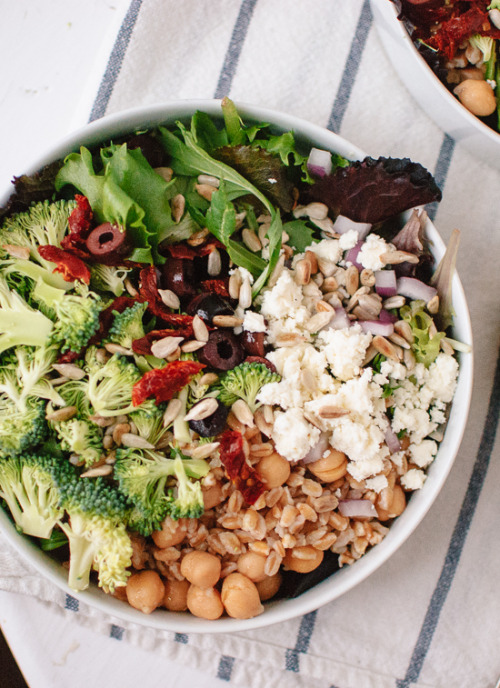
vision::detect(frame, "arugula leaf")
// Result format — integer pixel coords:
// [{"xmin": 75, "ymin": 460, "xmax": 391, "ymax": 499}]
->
[
  {"xmin": 221, "ymin": 96, "xmax": 269, "ymax": 145},
  {"xmin": 283, "ymin": 219, "xmax": 317, "ymax": 252},
  {"xmin": 192, "ymin": 110, "xmax": 229, "ymax": 152},
  {"xmin": 252, "ymin": 210, "xmax": 283, "ymax": 295},
  {"xmin": 205, "ymin": 184, "xmax": 237, "ymax": 245}
]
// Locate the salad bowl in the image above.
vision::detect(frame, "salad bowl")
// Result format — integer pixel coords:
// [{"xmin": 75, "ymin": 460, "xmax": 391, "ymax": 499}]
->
[
  {"xmin": 0, "ymin": 100, "xmax": 473, "ymax": 632},
  {"xmin": 370, "ymin": 0, "xmax": 500, "ymax": 171}
]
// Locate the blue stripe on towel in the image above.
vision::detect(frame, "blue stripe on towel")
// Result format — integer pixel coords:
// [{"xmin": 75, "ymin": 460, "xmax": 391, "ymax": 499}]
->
[
  {"xmin": 64, "ymin": 594, "xmax": 79, "ymax": 612},
  {"xmin": 285, "ymin": 610, "xmax": 318, "ymax": 672},
  {"xmin": 214, "ymin": 0, "xmax": 258, "ymax": 99},
  {"xmin": 396, "ymin": 350, "xmax": 500, "ymax": 688},
  {"xmin": 88, "ymin": 0, "xmax": 144, "ymax": 122},
  {"xmin": 327, "ymin": 0, "xmax": 373, "ymax": 133},
  {"xmin": 216, "ymin": 655, "xmax": 236, "ymax": 681},
  {"xmin": 427, "ymin": 134, "xmax": 455, "ymax": 222},
  {"xmin": 110, "ymin": 624, "xmax": 124, "ymax": 640},
  {"xmin": 174, "ymin": 633, "xmax": 189, "ymax": 644}
]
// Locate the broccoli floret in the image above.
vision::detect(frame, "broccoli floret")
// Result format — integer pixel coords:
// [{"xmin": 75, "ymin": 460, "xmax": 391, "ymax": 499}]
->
[
  {"xmin": 217, "ymin": 362, "xmax": 281, "ymax": 412},
  {"xmin": 0, "ymin": 396, "xmax": 47, "ymax": 456},
  {"xmin": 114, "ymin": 447, "xmax": 209, "ymax": 535},
  {"xmin": 107, "ymin": 301, "xmax": 147, "ymax": 350},
  {"xmin": 56, "ymin": 378, "xmax": 92, "ymax": 419},
  {"xmin": 53, "ymin": 470, "xmax": 133, "ymax": 593},
  {"xmin": 167, "ymin": 452, "xmax": 206, "ymax": 520},
  {"xmin": 86, "ymin": 354, "xmax": 141, "ymax": 418},
  {"xmin": 89, "ymin": 264, "xmax": 132, "ymax": 297},
  {"xmin": 0, "ymin": 276, "xmax": 54, "ymax": 355},
  {"xmin": 53, "ymin": 419, "xmax": 104, "ymax": 467},
  {"xmin": 0, "ymin": 199, "xmax": 76, "ymax": 291},
  {"xmin": 33, "ymin": 280, "xmax": 105, "ymax": 353},
  {"xmin": 129, "ymin": 400, "xmax": 169, "ymax": 446},
  {"xmin": 0, "ymin": 454, "xmax": 64, "ymax": 539}
]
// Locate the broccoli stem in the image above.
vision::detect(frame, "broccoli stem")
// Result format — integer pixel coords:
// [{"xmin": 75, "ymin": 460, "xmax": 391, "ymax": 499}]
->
[{"xmin": 173, "ymin": 387, "xmax": 191, "ymax": 444}]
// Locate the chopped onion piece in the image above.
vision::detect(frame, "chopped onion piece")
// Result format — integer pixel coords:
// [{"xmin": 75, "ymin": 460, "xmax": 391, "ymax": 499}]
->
[
  {"xmin": 345, "ymin": 240, "xmax": 364, "ymax": 270},
  {"xmin": 374, "ymin": 269, "xmax": 397, "ymax": 297},
  {"xmin": 338, "ymin": 499, "xmax": 378, "ymax": 519},
  {"xmin": 326, "ymin": 307, "xmax": 351, "ymax": 331},
  {"xmin": 307, "ymin": 148, "xmax": 332, "ymax": 178},
  {"xmin": 396, "ymin": 276, "xmax": 437, "ymax": 302},
  {"xmin": 385, "ymin": 425, "xmax": 401, "ymax": 454},
  {"xmin": 379, "ymin": 309, "xmax": 397, "ymax": 324},
  {"xmin": 301, "ymin": 432, "xmax": 330, "ymax": 464},
  {"xmin": 359, "ymin": 320, "xmax": 394, "ymax": 336},
  {"xmin": 333, "ymin": 215, "xmax": 371, "ymax": 240}
]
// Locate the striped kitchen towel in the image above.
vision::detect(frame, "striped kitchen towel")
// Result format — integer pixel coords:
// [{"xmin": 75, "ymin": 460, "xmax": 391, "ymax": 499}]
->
[{"xmin": 1, "ymin": 1, "xmax": 499, "ymax": 687}]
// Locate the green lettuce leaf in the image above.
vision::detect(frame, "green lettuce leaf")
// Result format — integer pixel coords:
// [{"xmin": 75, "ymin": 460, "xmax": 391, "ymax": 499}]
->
[{"xmin": 283, "ymin": 219, "xmax": 317, "ymax": 252}]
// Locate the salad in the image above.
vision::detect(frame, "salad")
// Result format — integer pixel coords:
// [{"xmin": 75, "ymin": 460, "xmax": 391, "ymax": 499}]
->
[
  {"xmin": 394, "ymin": 0, "xmax": 500, "ymax": 132},
  {"xmin": 0, "ymin": 99, "xmax": 467, "ymax": 620}
]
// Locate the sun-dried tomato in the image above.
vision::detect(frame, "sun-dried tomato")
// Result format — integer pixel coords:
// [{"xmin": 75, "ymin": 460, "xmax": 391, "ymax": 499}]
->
[
  {"xmin": 131, "ymin": 326, "xmax": 195, "ymax": 355},
  {"xmin": 197, "ymin": 237, "xmax": 225, "ymax": 256},
  {"xmin": 138, "ymin": 265, "xmax": 196, "ymax": 329},
  {"xmin": 37, "ymin": 245, "xmax": 91, "ymax": 284},
  {"xmin": 426, "ymin": 5, "xmax": 493, "ymax": 59},
  {"xmin": 61, "ymin": 195, "xmax": 93, "ymax": 253},
  {"xmin": 132, "ymin": 360, "xmax": 205, "ymax": 406},
  {"xmin": 165, "ymin": 243, "xmax": 198, "ymax": 260},
  {"xmin": 57, "ymin": 349, "xmax": 82, "ymax": 364},
  {"xmin": 200, "ymin": 278, "xmax": 230, "ymax": 298},
  {"xmin": 218, "ymin": 430, "xmax": 266, "ymax": 505}
]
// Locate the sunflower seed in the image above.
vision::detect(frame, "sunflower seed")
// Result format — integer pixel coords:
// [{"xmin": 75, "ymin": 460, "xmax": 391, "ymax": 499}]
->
[
  {"xmin": 154, "ymin": 166, "xmax": 173, "ymax": 182},
  {"xmin": 403, "ymin": 347, "xmax": 416, "ymax": 371},
  {"xmin": 198, "ymin": 174, "xmax": 220, "ymax": 187},
  {"xmin": 184, "ymin": 397, "xmax": 219, "ymax": 422},
  {"xmin": 163, "ymin": 398, "xmax": 182, "ymax": 428},
  {"xmin": 305, "ymin": 202, "xmax": 329, "ymax": 220},
  {"xmin": 187, "ymin": 227, "xmax": 209, "ymax": 246},
  {"xmin": 81, "ymin": 465, "xmax": 113, "ymax": 478},
  {"xmin": 242, "ymin": 228, "xmax": 262, "ymax": 253},
  {"xmin": 383, "ymin": 295, "xmax": 406, "ymax": 310},
  {"xmin": 46, "ymin": 406, "xmax": 78, "ymax": 422},
  {"xmin": 238, "ymin": 279, "xmax": 252, "ymax": 309},
  {"xmin": 372, "ymin": 335, "xmax": 401, "ymax": 362},
  {"xmin": 158, "ymin": 288, "xmax": 180, "ymax": 310},
  {"xmin": 427, "ymin": 294, "xmax": 439, "ymax": 314},
  {"xmin": 394, "ymin": 320, "xmax": 413, "ymax": 343},
  {"xmin": 294, "ymin": 259, "xmax": 311, "ymax": 286},
  {"xmin": 231, "ymin": 399, "xmax": 255, "ymax": 427},
  {"xmin": 318, "ymin": 405, "xmax": 350, "ymax": 419},
  {"xmin": 193, "ymin": 315, "xmax": 209, "ymax": 342},
  {"xmin": 380, "ymin": 250, "xmax": 419, "ymax": 266},
  {"xmin": 315, "ymin": 299, "xmax": 334, "ymax": 313},
  {"xmin": 181, "ymin": 339, "xmax": 206, "ymax": 353},
  {"xmin": 228, "ymin": 271, "xmax": 242, "ymax": 300},
  {"xmin": 171, "ymin": 193, "xmax": 185, "ymax": 223},
  {"xmin": 150, "ymin": 336, "xmax": 184, "ymax": 358},
  {"xmin": 317, "ymin": 256, "xmax": 336, "ymax": 277},
  {"xmin": 212, "ymin": 315, "xmax": 243, "ymax": 328},
  {"xmin": 360, "ymin": 268, "xmax": 375, "ymax": 287},
  {"xmin": 306, "ymin": 311, "xmax": 333, "ymax": 332},
  {"xmin": 207, "ymin": 247, "xmax": 222, "ymax": 276},
  {"xmin": 104, "ymin": 342, "xmax": 134, "ymax": 356},
  {"xmin": 52, "ymin": 363, "xmax": 86, "ymax": 380},
  {"xmin": 190, "ymin": 442, "xmax": 221, "ymax": 460},
  {"xmin": 195, "ymin": 183, "xmax": 217, "ymax": 201},
  {"xmin": 124, "ymin": 277, "xmax": 139, "ymax": 297},
  {"xmin": 305, "ymin": 250, "xmax": 319, "ymax": 274},
  {"xmin": 388, "ymin": 332, "xmax": 410, "ymax": 349},
  {"xmin": 268, "ymin": 254, "xmax": 285, "ymax": 288},
  {"xmin": 120, "ymin": 433, "xmax": 156, "ymax": 449},
  {"xmin": 275, "ymin": 332, "xmax": 305, "ymax": 347},
  {"xmin": 199, "ymin": 372, "xmax": 219, "ymax": 386},
  {"xmin": 345, "ymin": 265, "xmax": 359, "ymax": 295}
]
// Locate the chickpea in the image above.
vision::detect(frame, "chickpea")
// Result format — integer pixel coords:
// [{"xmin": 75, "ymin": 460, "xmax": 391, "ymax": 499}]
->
[
  {"xmin": 283, "ymin": 546, "xmax": 324, "ymax": 573},
  {"xmin": 187, "ymin": 585, "xmax": 224, "ymax": 619},
  {"xmin": 256, "ymin": 452, "xmax": 291, "ymax": 489},
  {"xmin": 237, "ymin": 551, "xmax": 267, "ymax": 582},
  {"xmin": 376, "ymin": 484, "xmax": 406, "ymax": 521},
  {"xmin": 112, "ymin": 584, "xmax": 128, "ymax": 602},
  {"xmin": 453, "ymin": 79, "xmax": 496, "ymax": 117},
  {"xmin": 163, "ymin": 579, "xmax": 190, "ymax": 612},
  {"xmin": 202, "ymin": 482, "xmax": 224, "ymax": 510},
  {"xmin": 126, "ymin": 570, "xmax": 165, "ymax": 614},
  {"xmin": 151, "ymin": 517, "xmax": 187, "ymax": 549},
  {"xmin": 307, "ymin": 449, "xmax": 347, "ymax": 483},
  {"xmin": 255, "ymin": 573, "xmax": 282, "ymax": 601},
  {"xmin": 221, "ymin": 573, "xmax": 264, "ymax": 619},
  {"xmin": 180, "ymin": 550, "xmax": 221, "ymax": 588}
]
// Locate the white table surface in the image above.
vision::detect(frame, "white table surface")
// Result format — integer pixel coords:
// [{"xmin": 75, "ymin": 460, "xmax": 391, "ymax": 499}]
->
[{"xmin": 0, "ymin": 2, "xmax": 227, "ymax": 686}]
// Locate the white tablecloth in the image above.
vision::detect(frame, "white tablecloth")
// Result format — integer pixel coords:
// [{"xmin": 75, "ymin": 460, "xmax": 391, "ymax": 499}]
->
[{"xmin": 1, "ymin": 1, "xmax": 499, "ymax": 687}]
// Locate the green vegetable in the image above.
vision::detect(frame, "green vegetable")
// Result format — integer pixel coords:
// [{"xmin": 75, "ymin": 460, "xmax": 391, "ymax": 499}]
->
[
  {"xmin": 283, "ymin": 219, "xmax": 317, "ymax": 252},
  {"xmin": 33, "ymin": 280, "xmax": 105, "ymax": 354},
  {"xmin": 129, "ymin": 401, "xmax": 169, "ymax": 446},
  {"xmin": 107, "ymin": 301, "xmax": 147, "ymax": 350},
  {"xmin": 89, "ymin": 264, "xmax": 132, "ymax": 297},
  {"xmin": 0, "ymin": 275, "xmax": 54, "ymax": 354},
  {"xmin": 217, "ymin": 362, "xmax": 281, "ymax": 413},
  {"xmin": 167, "ymin": 451, "xmax": 207, "ymax": 520},
  {"xmin": 0, "ymin": 454, "xmax": 64, "ymax": 540},
  {"xmin": 114, "ymin": 447, "xmax": 209, "ymax": 535},
  {"xmin": 401, "ymin": 300, "xmax": 445, "ymax": 367},
  {"xmin": 53, "ymin": 419, "xmax": 104, "ymax": 468},
  {"xmin": 86, "ymin": 354, "xmax": 141, "ymax": 418},
  {"xmin": 53, "ymin": 467, "xmax": 133, "ymax": 593},
  {"xmin": 0, "ymin": 396, "xmax": 47, "ymax": 457},
  {"xmin": 430, "ymin": 228, "xmax": 460, "ymax": 331}
]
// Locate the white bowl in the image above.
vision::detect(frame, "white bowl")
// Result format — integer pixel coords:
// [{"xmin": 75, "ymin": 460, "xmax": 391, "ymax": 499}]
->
[
  {"xmin": 370, "ymin": 0, "xmax": 500, "ymax": 170},
  {"xmin": 0, "ymin": 100, "xmax": 473, "ymax": 633}
]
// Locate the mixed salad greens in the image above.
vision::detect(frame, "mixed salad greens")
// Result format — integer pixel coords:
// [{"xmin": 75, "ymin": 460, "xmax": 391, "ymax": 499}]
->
[
  {"xmin": 0, "ymin": 98, "xmax": 464, "ymax": 614},
  {"xmin": 394, "ymin": 0, "xmax": 500, "ymax": 132}
]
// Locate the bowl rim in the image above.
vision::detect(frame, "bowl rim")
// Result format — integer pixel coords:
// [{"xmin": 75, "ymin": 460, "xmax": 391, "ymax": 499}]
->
[{"xmin": 0, "ymin": 99, "xmax": 474, "ymax": 633}]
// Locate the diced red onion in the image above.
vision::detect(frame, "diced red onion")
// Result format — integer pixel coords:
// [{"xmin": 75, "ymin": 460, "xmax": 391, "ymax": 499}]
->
[
  {"xmin": 374, "ymin": 270, "xmax": 397, "ymax": 297},
  {"xmin": 379, "ymin": 309, "xmax": 398, "ymax": 324},
  {"xmin": 338, "ymin": 499, "xmax": 378, "ymax": 519},
  {"xmin": 301, "ymin": 432, "xmax": 331, "ymax": 465},
  {"xmin": 385, "ymin": 425, "xmax": 401, "ymax": 454},
  {"xmin": 326, "ymin": 307, "xmax": 351, "ymax": 331},
  {"xmin": 333, "ymin": 215, "xmax": 371, "ymax": 240},
  {"xmin": 359, "ymin": 320, "xmax": 394, "ymax": 336},
  {"xmin": 345, "ymin": 240, "xmax": 364, "ymax": 270},
  {"xmin": 306, "ymin": 148, "xmax": 332, "ymax": 177},
  {"xmin": 396, "ymin": 276, "xmax": 437, "ymax": 302}
]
